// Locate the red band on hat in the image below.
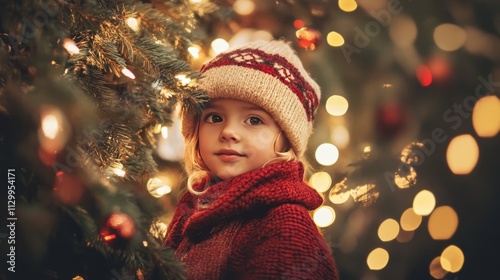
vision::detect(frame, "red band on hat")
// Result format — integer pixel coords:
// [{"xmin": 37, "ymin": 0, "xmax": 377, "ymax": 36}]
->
[{"xmin": 201, "ymin": 48, "xmax": 318, "ymax": 121}]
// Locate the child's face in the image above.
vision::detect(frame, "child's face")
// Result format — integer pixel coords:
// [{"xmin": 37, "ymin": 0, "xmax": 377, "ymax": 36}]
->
[{"xmin": 198, "ymin": 98, "xmax": 286, "ymax": 181}]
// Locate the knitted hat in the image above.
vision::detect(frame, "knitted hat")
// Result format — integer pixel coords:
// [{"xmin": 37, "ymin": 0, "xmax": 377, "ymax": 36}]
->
[{"xmin": 182, "ymin": 40, "xmax": 321, "ymax": 157}]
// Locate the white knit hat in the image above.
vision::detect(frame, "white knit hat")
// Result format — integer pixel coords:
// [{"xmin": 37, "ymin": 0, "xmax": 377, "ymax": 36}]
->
[{"xmin": 182, "ymin": 40, "xmax": 321, "ymax": 157}]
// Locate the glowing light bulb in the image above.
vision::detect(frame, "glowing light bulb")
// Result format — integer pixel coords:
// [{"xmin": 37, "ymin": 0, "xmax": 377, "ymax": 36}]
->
[
  {"xmin": 122, "ymin": 68, "xmax": 136, "ymax": 79},
  {"xmin": 188, "ymin": 46, "xmax": 200, "ymax": 59},
  {"xmin": 161, "ymin": 126, "xmax": 169, "ymax": 139},
  {"xmin": 63, "ymin": 38, "xmax": 79, "ymax": 54},
  {"xmin": 126, "ymin": 17, "xmax": 140, "ymax": 32},
  {"xmin": 175, "ymin": 74, "xmax": 191, "ymax": 86},
  {"xmin": 39, "ymin": 106, "xmax": 70, "ymax": 153},
  {"xmin": 113, "ymin": 168, "xmax": 126, "ymax": 177},
  {"xmin": 42, "ymin": 114, "xmax": 60, "ymax": 140}
]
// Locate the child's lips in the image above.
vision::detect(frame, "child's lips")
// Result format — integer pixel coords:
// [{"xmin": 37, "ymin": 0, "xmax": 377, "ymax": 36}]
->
[{"xmin": 215, "ymin": 149, "xmax": 244, "ymax": 161}]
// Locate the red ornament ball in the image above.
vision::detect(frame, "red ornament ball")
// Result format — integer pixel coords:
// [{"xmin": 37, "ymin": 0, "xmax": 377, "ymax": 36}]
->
[
  {"xmin": 100, "ymin": 212, "xmax": 136, "ymax": 248},
  {"xmin": 296, "ymin": 27, "xmax": 321, "ymax": 50},
  {"xmin": 375, "ymin": 102, "xmax": 407, "ymax": 140},
  {"xmin": 53, "ymin": 171, "xmax": 84, "ymax": 205}
]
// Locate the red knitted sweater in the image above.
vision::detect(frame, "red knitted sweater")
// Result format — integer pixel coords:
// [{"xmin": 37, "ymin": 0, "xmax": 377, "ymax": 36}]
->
[{"xmin": 164, "ymin": 161, "xmax": 339, "ymax": 279}]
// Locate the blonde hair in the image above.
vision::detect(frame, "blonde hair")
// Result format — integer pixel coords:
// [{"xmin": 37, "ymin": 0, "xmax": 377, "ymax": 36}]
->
[{"xmin": 183, "ymin": 114, "xmax": 310, "ymax": 195}]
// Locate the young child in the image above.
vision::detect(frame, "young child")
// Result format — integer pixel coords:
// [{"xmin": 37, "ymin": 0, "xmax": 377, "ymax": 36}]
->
[{"xmin": 164, "ymin": 40, "xmax": 339, "ymax": 279}]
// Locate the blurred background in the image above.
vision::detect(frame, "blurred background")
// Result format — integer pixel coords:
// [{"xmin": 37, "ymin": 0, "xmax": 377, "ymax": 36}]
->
[{"xmin": 1, "ymin": 0, "xmax": 499, "ymax": 279}]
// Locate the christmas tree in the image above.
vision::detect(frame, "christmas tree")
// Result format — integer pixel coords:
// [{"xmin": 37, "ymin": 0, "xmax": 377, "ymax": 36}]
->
[{"xmin": 0, "ymin": 0, "xmax": 229, "ymax": 279}]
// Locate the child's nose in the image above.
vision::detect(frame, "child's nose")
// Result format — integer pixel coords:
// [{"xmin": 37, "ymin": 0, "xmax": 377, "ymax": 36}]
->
[{"xmin": 219, "ymin": 122, "xmax": 240, "ymax": 142}]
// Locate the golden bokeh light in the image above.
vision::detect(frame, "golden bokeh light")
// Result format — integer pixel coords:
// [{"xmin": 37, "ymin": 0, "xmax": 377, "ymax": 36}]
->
[
  {"xmin": 400, "ymin": 141, "xmax": 424, "ymax": 165},
  {"xmin": 428, "ymin": 205, "xmax": 458, "ymax": 240},
  {"xmin": 315, "ymin": 143, "xmax": 340, "ymax": 166},
  {"xmin": 153, "ymin": 123, "xmax": 162, "ymax": 134},
  {"xmin": 429, "ymin": 256, "xmax": 448, "ymax": 279},
  {"xmin": 433, "ymin": 23, "xmax": 467, "ymax": 51},
  {"xmin": 309, "ymin": 171, "xmax": 332, "ymax": 193},
  {"xmin": 211, "ymin": 38, "xmax": 229, "ymax": 55},
  {"xmin": 331, "ymin": 125, "xmax": 350, "ymax": 149},
  {"xmin": 413, "ymin": 190, "xmax": 436, "ymax": 216},
  {"xmin": 330, "ymin": 190, "xmax": 350, "ymax": 204},
  {"xmin": 440, "ymin": 245, "xmax": 465, "ymax": 273},
  {"xmin": 400, "ymin": 208, "xmax": 422, "ymax": 231},
  {"xmin": 327, "ymin": 31, "xmax": 345, "ymax": 47},
  {"xmin": 389, "ymin": 15, "xmax": 417, "ymax": 48},
  {"xmin": 329, "ymin": 178, "xmax": 351, "ymax": 204},
  {"xmin": 233, "ymin": 0, "xmax": 255, "ymax": 16},
  {"xmin": 361, "ymin": 145, "xmax": 372, "ymax": 160},
  {"xmin": 326, "ymin": 95, "xmax": 349, "ymax": 116},
  {"xmin": 367, "ymin": 248, "xmax": 389, "ymax": 270},
  {"xmin": 363, "ymin": 145, "xmax": 371, "ymax": 154},
  {"xmin": 188, "ymin": 45, "xmax": 201, "ymax": 59},
  {"xmin": 338, "ymin": 0, "xmax": 358, "ymax": 12},
  {"xmin": 150, "ymin": 221, "xmax": 168, "ymax": 239},
  {"xmin": 446, "ymin": 134, "xmax": 479, "ymax": 175},
  {"xmin": 313, "ymin": 206, "xmax": 336, "ymax": 228},
  {"xmin": 147, "ymin": 176, "xmax": 173, "ymax": 198},
  {"xmin": 394, "ymin": 166, "xmax": 417, "ymax": 189},
  {"xmin": 378, "ymin": 218, "xmax": 400, "ymax": 242},
  {"xmin": 472, "ymin": 95, "xmax": 500, "ymax": 137},
  {"xmin": 350, "ymin": 184, "xmax": 379, "ymax": 206}
]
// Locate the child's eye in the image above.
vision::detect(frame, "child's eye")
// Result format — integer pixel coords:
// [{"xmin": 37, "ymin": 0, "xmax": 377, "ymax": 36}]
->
[
  {"xmin": 245, "ymin": 116, "xmax": 263, "ymax": 125},
  {"xmin": 205, "ymin": 113, "xmax": 223, "ymax": 123}
]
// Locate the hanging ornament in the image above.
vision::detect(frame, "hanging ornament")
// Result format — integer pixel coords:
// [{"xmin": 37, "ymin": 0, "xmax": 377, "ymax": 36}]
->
[
  {"xmin": 375, "ymin": 101, "xmax": 407, "ymax": 140},
  {"xmin": 53, "ymin": 171, "xmax": 85, "ymax": 204},
  {"xmin": 100, "ymin": 212, "xmax": 136, "ymax": 248},
  {"xmin": 296, "ymin": 27, "xmax": 321, "ymax": 50}
]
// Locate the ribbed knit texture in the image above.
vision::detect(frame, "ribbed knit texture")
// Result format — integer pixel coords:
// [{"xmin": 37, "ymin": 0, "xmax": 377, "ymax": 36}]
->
[
  {"xmin": 182, "ymin": 40, "xmax": 321, "ymax": 157},
  {"xmin": 164, "ymin": 162, "xmax": 339, "ymax": 280}
]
